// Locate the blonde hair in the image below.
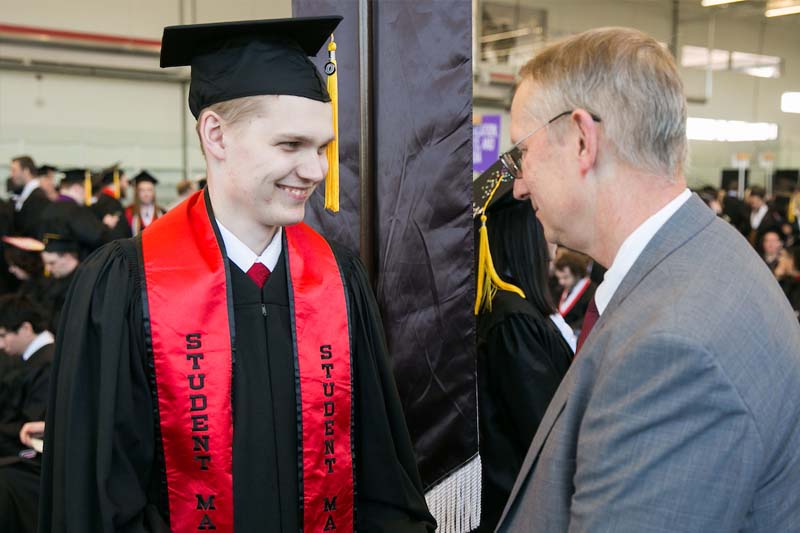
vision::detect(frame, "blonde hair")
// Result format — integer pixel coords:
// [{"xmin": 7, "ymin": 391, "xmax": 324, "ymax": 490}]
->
[
  {"xmin": 518, "ymin": 27, "xmax": 687, "ymax": 181},
  {"xmin": 195, "ymin": 95, "xmax": 271, "ymax": 156}
]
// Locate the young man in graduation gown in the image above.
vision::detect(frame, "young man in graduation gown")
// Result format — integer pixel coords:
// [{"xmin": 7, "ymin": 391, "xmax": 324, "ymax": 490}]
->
[
  {"xmin": 38, "ymin": 169, "xmax": 120, "ymax": 259},
  {"xmin": 9, "ymin": 156, "xmax": 51, "ymax": 239},
  {"xmin": 39, "ymin": 16, "xmax": 435, "ymax": 533},
  {"xmin": 0, "ymin": 294, "xmax": 54, "ymax": 533}
]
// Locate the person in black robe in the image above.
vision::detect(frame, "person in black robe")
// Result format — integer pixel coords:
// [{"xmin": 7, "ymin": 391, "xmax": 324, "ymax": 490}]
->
[
  {"xmin": 0, "ymin": 294, "xmax": 55, "ymax": 533},
  {"xmin": 9, "ymin": 156, "xmax": 51, "ymax": 239},
  {"xmin": 38, "ymin": 235, "xmax": 81, "ymax": 336},
  {"xmin": 91, "ymin": 167, "xmax": 133, "ymax": 241},
  {"xmin": 2, "ymin": 236, "xmax": 48, "ymax": 305},
  {"xmin": 474, "ymin": 194, "xmax": 573, "ymax": 532},
  {"xmin": 0, "ymin": 294, "xmax": 54, "ymax": 456},
  {"xmin": 38, "ymin": 169, "xmax": 119, "ymax": 259},
  {"xmin": 39, "ymin": 16, "xmax": 434, "ymax": 533}
]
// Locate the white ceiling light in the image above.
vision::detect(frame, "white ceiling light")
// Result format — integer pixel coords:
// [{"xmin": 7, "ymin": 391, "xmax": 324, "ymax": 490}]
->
[
  {"xmin": 701, "ymin": 0, "xmax": 748, "ymax": 6},
  {"xmin": 687, "ymin": 117, "xmax": 778, "ymax": 142},
  {"xmin": 766, "ymin": 0, "xmax": 800, "ymax": 16},
  {"xmin": 782, "ymin": 92, "xmax": 800, "ymax": 113}
]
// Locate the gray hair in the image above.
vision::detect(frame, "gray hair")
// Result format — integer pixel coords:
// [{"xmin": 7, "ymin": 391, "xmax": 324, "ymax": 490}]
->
[{"xmin": 518, "ymin": 27, "xmax": 687, "ymax": 180}]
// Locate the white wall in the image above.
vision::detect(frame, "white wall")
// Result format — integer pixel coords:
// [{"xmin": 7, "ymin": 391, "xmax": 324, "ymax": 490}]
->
[
  {"xmin": 0, "ymin": 0, "xmax": 292, "ymax": 202},
  {"xmin": 476, "ymin": 0, "xmax": 800, "ymax": 189}
]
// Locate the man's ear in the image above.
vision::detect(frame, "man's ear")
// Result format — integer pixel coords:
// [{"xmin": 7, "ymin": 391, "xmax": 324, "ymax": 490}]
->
[
  {"xmin": 19, "ymin": 321, "xmax": 34, "ymax": 336},
  {"xmin": 199, "ymin": 110, "xmax": 227, "ymax": 161},
  {"xmin": 573, "ymin": 109, "xmax": 599, "ymax": 178}
]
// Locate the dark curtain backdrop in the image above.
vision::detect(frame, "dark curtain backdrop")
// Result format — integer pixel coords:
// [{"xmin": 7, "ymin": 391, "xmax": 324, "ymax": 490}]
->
[{"xmin": 293, "ymin": 0, "xmax": 475, "ymax": 491}]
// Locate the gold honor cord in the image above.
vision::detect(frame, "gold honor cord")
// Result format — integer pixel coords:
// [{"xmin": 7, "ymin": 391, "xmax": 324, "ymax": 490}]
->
[
  {"xmin": 324, "ymin": 34, "xmax": 340, "ymax": 213},
  {"xmin": 474, "ymin": 174, "xmax": 526, "ymax": 315}
]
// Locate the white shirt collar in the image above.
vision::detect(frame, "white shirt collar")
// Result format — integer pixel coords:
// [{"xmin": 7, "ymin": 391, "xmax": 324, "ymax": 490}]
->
[
  {"xmin": 22, "ymin": 330, "xmax": 54, "ymax": 362},
  {"xmin": 750, "ymin": 204, "xmax": 768, "ymax": 230},
  {"xmin": 216, "ymin": 220, "xmax": 282, "ymax": 274},
  {"xmin": 140, "ymin": 205, "xmax": 155, "ymax": 225},
  {"xmin": 15, "ymin": 179, "xmax": 40, "ymax": 211},
  {"xmin": 594, "ymin": 188, "xmax": 692, "ymax": 315}
]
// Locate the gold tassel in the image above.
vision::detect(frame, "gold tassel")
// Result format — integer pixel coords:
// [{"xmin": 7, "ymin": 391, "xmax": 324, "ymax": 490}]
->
[
  {"xmin": 788, "ymin": 192, "xmax": 797, "ymax": 224},
  {"xmin": 113, "ymin": 168, "xmax": 121, "ymax": 200},
  {"xmin": 473, "ymin": 178, "xmax": 525, "ymax": 315},
  {"xmin": 84, "ymin": 170, "xmax": 92, "ymax": 206},
  {"xmin": 324, "ymin": 34, "xmax": 340, "ymax": 213}
]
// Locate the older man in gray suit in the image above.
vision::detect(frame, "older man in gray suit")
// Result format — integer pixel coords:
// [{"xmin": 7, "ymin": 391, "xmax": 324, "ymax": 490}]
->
[{"xmin": 495, "ymin": 27, "xmax": 800, "ymax": 532}]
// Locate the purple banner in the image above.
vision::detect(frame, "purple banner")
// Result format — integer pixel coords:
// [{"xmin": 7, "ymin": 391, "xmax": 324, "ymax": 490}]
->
[{"xmin": 473, "ymin": 114, "xmax": 501, "ymax": 173}]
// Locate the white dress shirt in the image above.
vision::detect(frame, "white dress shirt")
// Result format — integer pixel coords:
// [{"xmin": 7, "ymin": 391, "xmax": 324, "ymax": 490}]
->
[
  {"xmin": 594, "ymin": 188, "xmax": 692, "ymax": 315},
  {"xmin": 140, "ymin": 205, "xmax": 155, "ymax": 227},
  {"xmin": 15, "ymin": 179, "xmax": 41, "ymax": 211},
  {"xmin": 22, "ymin": 330, "xmax": 55, "ymax": 362},
  {"xmin": 216, "ymin": 220, "xmax": 282, "ymax": 273}
]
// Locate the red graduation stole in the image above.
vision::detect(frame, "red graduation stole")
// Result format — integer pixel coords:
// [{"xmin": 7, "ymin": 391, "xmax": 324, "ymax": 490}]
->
[{"xmin": 141, "ymin": 190, "xmax": 355, "ymax": 532}]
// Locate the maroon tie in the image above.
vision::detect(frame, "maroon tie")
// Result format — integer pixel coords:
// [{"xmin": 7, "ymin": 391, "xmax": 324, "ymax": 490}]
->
[
  {"xmin": 246, "ymin": 262, "xmax": 271, "ymax": 288},
  {"xmin": 575, "ymin": 298, "xmax": 599, "ymax": 354}
]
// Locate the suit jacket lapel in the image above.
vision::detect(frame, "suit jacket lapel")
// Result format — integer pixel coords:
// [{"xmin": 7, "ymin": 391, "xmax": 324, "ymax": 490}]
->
[{"xmin": 602, "ymin": 194, "xmax": 715, "ymax": 318}]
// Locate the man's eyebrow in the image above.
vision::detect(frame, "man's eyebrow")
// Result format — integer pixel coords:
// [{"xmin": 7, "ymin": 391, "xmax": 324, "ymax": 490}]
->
[{"xmin": 275, "ymin": 133, "xmax": 334, "ymax": 145}]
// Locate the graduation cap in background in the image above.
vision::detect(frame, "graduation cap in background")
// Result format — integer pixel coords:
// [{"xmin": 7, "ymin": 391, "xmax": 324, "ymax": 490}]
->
[
  {"xmin": 132, "ymin": 170, "xmax": 159, "ymax": 186},
  {"xmin": 472, "ymin": 159, "xmax": 525, "ymax": 315},
  {"xmin": 42, "ymin": 232, "xmax": 79, "ymax": 254},
  {"xmin": 99, "ymin": 163, "xmax": 124, "ymax": 199},
  {"xmin": 37, "ymin": 165, "xmax": 58, "ymax": 176},
  {"xmin": 160, "ymin": 16, "xmax": 343, "ymax": 212},
  {"xmin": 59, "ymin": 168, "xmax": 97, "ymax": 206}
]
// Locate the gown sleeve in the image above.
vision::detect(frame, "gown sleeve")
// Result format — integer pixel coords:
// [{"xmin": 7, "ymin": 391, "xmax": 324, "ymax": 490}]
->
[
  {"xmin": 484, "ymin": 311, "xmax": 572, "ymax": 454},
  {"xmin": 38, "ymin": 241, "xmax": 167, "ymax": 532},
  {"xmin": 333, "ymin": 245, "xmax": 437, "ymax": 533}
]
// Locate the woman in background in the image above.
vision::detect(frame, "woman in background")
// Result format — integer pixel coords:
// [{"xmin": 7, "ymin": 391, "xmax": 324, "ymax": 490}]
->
[{"xmin": 476, "ymin": 194, "xmax": 573, "ymax": 531}]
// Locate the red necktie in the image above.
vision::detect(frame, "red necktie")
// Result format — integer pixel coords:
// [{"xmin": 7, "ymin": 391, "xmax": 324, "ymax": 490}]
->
[
  {"xmin": 575, "ymin": 298, "xmax": 599, "ymax": 354},
  {"xmin": 246, "ymin": 262, "xmax": 271, "ymax": 288}
]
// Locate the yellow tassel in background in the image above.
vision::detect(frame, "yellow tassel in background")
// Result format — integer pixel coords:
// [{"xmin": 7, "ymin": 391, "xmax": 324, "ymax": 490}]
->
[
  {"xmin": 788, "ymin": 192, "xmax": 798, "ymax": 224},
  {"xmin": 324, "ymin": 34, "xmax": 340, "ymax": 213},
  {"xmin": 113, "ymin": 168, "xmax": 121, "ymax": 200},
  {"xmin": 84, "ymin": 170, "xmax": 92, "ymax": 206},
  {"xmin": 473, "ymin": 177, "xmax": 525, "ymax": 315}
]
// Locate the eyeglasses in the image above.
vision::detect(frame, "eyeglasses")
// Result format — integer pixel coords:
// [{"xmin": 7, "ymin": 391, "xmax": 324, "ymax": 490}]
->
[{"xmin": 500, "ymin": 110, "xmax": 602, "ymax": 180}]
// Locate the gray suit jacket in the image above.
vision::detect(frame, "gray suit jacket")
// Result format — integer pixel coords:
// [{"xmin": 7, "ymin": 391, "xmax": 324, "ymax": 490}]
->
[{"xmin": 497, "ymin": 195, "xmax": 800, "ymax": 532}]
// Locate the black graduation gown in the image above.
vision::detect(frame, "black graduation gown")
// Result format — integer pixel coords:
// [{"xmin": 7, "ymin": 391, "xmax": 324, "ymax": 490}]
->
[
  {"xmin": 91, "ymin": 193, "xmax": 133, "ymax": 241},
  {"xmin": 38, "ymin": 199, "xmax": 114, "ymax": 258},
  {"xmin": 0, "ymin": 343, "xmax": 53, "ymax": 457},
  {"xmin": 14, "ymin": 187, "xmax": 50, "ymax": 238},
  {"xmin": 0, "ymin": 199, "xmax": 21, "ymax": 294},
  {"xmin": 39, "ymin": 238, "xmax": 435, "ymax": 532},
  {"xmin": 0, "ymin": 343, "xmax": 52, "ymax": 533},
  {"xmin": 39, "ymin": 273, "xmax": 75, "ymax": 337},
  {"xmin": 475, "ymin": 290, "xmax": 573, "ymax": 532}
]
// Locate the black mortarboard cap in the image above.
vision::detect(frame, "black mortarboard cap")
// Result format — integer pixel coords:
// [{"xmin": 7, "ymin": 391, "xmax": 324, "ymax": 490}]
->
[
  {"xmin": 60, "ymin": 168, "xmax": 88, "ymax": 186},
  {"xmin": 160, "ymin": 16, "xmax": 342, "ymax": 118},
  {"xmin": 42, "ymin": 233, "xmax": 79, "ymax": 253},
  {"xmin": 132, "ymin": 170, "xmax": 159, "ymax": 185},
  {"xmin": 472, "ymin": 159, "xmax": 515, "ymax": 219},
  {"xmin": 37, "ymin": 165, "xmax": 58, "ymax": 175},
  {"xmin": 472, "ymin": 159, "xmax": 526, "ymax": 314},
  {"xmin": 100, "ymin": 163, "xmax": 123, "ymax": 185}
]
